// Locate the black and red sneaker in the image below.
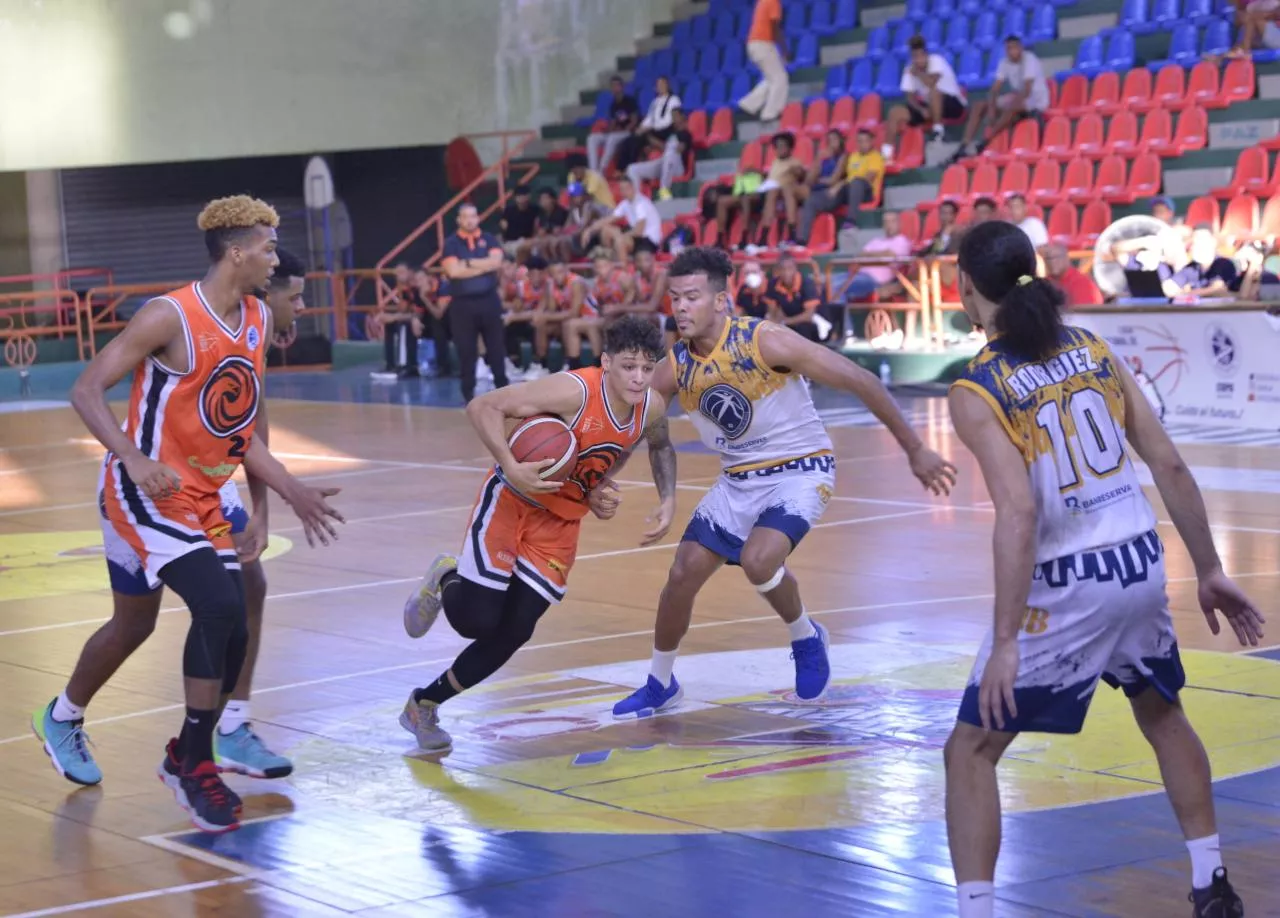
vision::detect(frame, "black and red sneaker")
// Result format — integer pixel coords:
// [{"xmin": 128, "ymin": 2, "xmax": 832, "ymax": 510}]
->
[{"xmin": 156, "ymin": 738, "xmax": 241, "ymax": 818}]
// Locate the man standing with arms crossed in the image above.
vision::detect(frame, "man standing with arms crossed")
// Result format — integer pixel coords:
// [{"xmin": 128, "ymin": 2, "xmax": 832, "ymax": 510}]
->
[{"xmin": 442, "ymin": 203, "xmax": 509, "ymax": 403}]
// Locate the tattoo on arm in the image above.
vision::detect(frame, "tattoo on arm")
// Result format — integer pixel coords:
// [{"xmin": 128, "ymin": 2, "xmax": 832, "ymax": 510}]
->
[{"xmin": 646, "ymin": 416, "xmax": 677, "ymax": 502}]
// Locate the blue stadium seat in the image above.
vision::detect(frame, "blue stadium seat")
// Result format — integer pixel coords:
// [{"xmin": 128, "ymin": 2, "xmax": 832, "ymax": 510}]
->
[
  {"xmin": 635, "ymin": 55, "xmax": 653, "ymax": 86},
  {"xmin": 704, "ymin": 76, "xmax": 729, "ymax": 109},
  {"xmin": 945, "ymin": 15, "xmax": 972, "ymax": 51},
  {"xmin": 1118, "ymin": 0, "xmax": 1149, "ymax": 32},
  {"xmin": 957, "ymin": 45, "xmax": 984, "ymax": 85},
  {"xmin": 682, "ymin": 79, "xmax": 705, "ymax": 111},
  {"xmin": 823, "ymin": 62, "xmax": 850, "ymax": 99},
  {"xmin": 692, "ymin": 14, "xmax": 713, "ymax": 44},
  {"xmin": 1201, "ymin": 18, "xmax": 1232, "ymax": 56},
  {"xmin": 639, "ymin": 85, "xmax": 656, "ymax": 113},
  {"xmin": 1062, "ymin": 34, "xmax": 1103, "ymax": 77},
  {"xmin": 833, "ymin": 0, "xmax": 858, "ymax": 30},
  {"xmin": 592, "ymin": 90, "xmax": 612, "ymax": 121},
  {"xmin": 906, "ymin": 0, "xmax": 929, "ymax": 20},
  {"xmin": 722, "ymin": 42, "xmax": 745, "ymax": 74},
  {"xmin": 1148, "ymin": 21, "xmax": 1197, "ymax": 67},
  {"xmin": 790, "ymin": 32, "xmax": 819, "ymax": 69},
  {"xmin": 1183, "ymin": 0, "xmax": 1216, "ymax": 24},
  {"xmin": 922, "ymin": 18, "xmax": 944, "ymax": 48},
  {"xmin": 974, "ymin": 10, "xmax": 1000, "ymax": 47},
  {"xmin": 1106, "ymin": 29, "xmax": 1136, "ymax": 69},
  {"xmin": 653, "ymin": 48, "xmax": 675, "ymax": 79},
  {"xmin": 674, "ymin": 48, "xmax": 698, "ymax": 81},
  {"xmin": 784, "ymin": 1, "xmax": 808, "ymax": 37},
  {"xmin": 1029, "ymin": 4, "xmax": 1057, "ymax": 41},
  {"xmin": 890, "ymin": 20, "xmax": 916, "ymax": 56},
  {"xmin": 932, "ymin": 0, "xmax": 957, "ymax": 18},
  {"xmin": 1152, "ymin": 0, "xmax": 1181, "ymax": 28},
  {"xmin": 810, "ymin": 0, "xmax": 837, "ymax": 36},
  {"xmin": 866, "ymin": 25, "xmax": 891, "ymax": 59},
  {"xmin": 712, "ymin": 11, "xmax": 737, "ymax": 44},
  {"xmin": 1002, "ymin": 7, "xmax": 1027, "ymax": 39},
  {"xmin": 849, "ymin": 57, "xmax": 875, "ymax": 96},
  {"xmin": 672, "ymin": 19, "xmax": 693, "ymax": 48},
  {"xmin": 698, "ymin": 46, "xmax": 721, "ymax": 77},
  {"xmin": 962, "ymin": 0, "xmax": 1007, "ymax": 13},
  {"xmin": 729, "ymin": 70, "xmax": 752, "ymax": 104},
  {"xmin": 874, "ymin": 56, "xmax": 904, "ymax": 97}
]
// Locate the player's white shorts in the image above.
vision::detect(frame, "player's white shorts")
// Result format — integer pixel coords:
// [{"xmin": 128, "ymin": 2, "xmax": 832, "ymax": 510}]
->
[
  {"xmin": 100, "ymin": 477, "xmax": 248, "ymax": 596},
  {"xmin": 681, "ymin": 453, "xmax": 835, "ymax": 564},
  {"xmin": 958, "ymin": 529, "xmax": 1184, "ymax": 734}
]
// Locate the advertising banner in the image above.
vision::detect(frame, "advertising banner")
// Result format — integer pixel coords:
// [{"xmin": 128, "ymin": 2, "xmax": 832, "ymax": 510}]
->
[{"xmin": 1070, "ymin": 309, "xmax": 1280, "ymax": 430}]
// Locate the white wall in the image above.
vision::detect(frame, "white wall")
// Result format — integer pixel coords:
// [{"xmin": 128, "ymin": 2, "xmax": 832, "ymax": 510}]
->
[{"xmin": 0, "ymin": 0, "xmax": 675, "ymax": 171}]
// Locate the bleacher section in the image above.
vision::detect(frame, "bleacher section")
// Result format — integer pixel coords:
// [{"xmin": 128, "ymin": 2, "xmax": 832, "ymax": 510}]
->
[{"xmin": 528, "ymin": 0, "xmax": 1280, "ymax": 259}]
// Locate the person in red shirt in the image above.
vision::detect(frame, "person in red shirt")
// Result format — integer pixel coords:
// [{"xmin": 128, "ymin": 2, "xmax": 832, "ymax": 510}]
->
[{"xmin": 1043, "ymin": 243, "xmax": 1103, "ymax": 307}]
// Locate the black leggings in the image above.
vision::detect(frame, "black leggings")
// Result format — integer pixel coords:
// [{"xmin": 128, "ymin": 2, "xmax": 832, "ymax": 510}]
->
[
  {"xmin": 160, "ymin": 547, "xmax": 248, "ymax": 695},
  {"xmin": 442, "ymin": 576, "xmax": 550, "ymax": 690}
]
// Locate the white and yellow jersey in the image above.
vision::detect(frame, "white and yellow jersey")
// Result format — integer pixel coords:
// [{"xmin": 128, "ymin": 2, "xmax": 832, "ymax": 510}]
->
[
  {"xmin": 672, "ymin": 316, "xmax": 832, "ymax": 474},
  {"xmin": 952, "ymin": 326, "xmax": 1156, "ymax": 563}
]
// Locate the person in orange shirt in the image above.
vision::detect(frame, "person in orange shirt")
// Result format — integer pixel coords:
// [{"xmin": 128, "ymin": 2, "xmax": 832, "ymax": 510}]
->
[
  {"xmin": 398, "ymin": 315, "xmax": 678, "ymax": 752},
  {"xmin": 739, "ymin": 0, "xmax": 789, "ymax": 123}
]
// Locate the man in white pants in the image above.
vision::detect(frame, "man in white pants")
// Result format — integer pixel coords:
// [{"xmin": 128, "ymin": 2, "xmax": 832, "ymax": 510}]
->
[
  {"xmin": 626, "ymin": 108, "xmax": 692, "ymax": 201},
  {"xmin": 586, "ymin": 76, "xmax": 639, "ymax": 174},
  {"xmin": 739, "ymin": 0, "xmax": 788, "ymax": 123}
]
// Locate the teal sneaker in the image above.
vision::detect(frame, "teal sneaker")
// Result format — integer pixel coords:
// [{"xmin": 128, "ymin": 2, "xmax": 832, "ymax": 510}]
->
[
  {"xmin": 32, "ymin": 699, "xmax": 102, "ymax": 786},
  {"xmin": 214, "ymin": 724, "xmax": 293, "ymax": 779}
]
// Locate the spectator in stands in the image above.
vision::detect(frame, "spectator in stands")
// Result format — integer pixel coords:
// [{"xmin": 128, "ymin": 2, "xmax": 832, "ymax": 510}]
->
[
  {"xmin": 441, "ymin": 203, "xmax": 508, "ymax": 403},
  {"xmin": 718, "ymin": 132, "xmax": 803, "ymax": 247},
  {"xmin": 917, "ymin": 201, "xmax": 959, "ymax": 255},
  {"xmin": 884, "ymin": 35, "xmax": 968, "ymax": 159},
  {"xmin": 972, "ymin": 197, "xmax": 998, "ymax": 223},
  {"xmin": 1232, "ymin": 241, "xmax": 1280, "ymax": 299},
  {"xmin": 620, "ymin": 76, "xmax": 683, "ymax": 171},
  {"xmin": 413, "ymin": 267, "xmax": 453, "ymax": 377},
  {"xmin": 739, "ymin": 0, "xmax": 788, "ymax": 123},
  {"xmin": 499, "ymin": 184, "xmax": 537, "ymax": 259},
  {"xmin": 763, "ymin": 254, "xmax": 824, "ymax": 341},
  {"xmin": 1007, "ymin": 193, "xmax": 1048, "ymax": 249},
  {"xmin": 532, "ymin": 259, "xmax": 583, "ymax": 374},
  {"xmin": 734, "ymin": 260, "xmax": 769, "ymax": 318},
  {"xmin": 1167, "ymin": 224, "xmax": 1239, "ymax": 298},
  {"xmin": 793, "ymin": 130, "xmax": 848, "ymax": 245},
  {"xmin": 587, "ymin": 76, "xmax": 640, "ymax": 174},
  {"xmin": 374, "ymin": 262, "xmax": 425, "ymax": 378},
  {"xmin": 1150, "ymin": 194, "xmax": 1192, "ymax": 246},
  {"xmin": 568, "ymin": 181, "xmax": 612, "ymax": 260},
  {"xmin": 951, "ymin": 36, "xmax": 1049, "ymax": 162},
  {"xmin": 567, "ymin": 247, "xmax": 634, "ymax": 366},
  {"xmin": 567, "ymin": 155, "xmax": 616, "ymax": 209},
  {"xmin": 841, "ymin": 211, "xmax": 915, "ymax": 302},
  {"xmin": 629, "ymin": 239, "xmax": 669, "ymax": 320},
  {"xmin": 1043, "ymin": 243, "xmax": 1103, "ymax": 306},
  {"xmin": 1227, "ymin": 0, "xmax": 1280, "ymax": 58},
  {"xmin": 502, "ymin": 255, "xmax": 547, "ymax": 379},
  {"xmin": 528, "ymin": 188, "xmax": 569, "ymax": 262},
  {"xmin": 588, "ymin": 175, "xmax": 663, "ymax": 258},
  {"xmin": 838, "ymin": 128, "xmax": 886, "ymax": 220},
  {"xmin": 627, "ymin": 107, "xmax": 692, "ymax": 202}
]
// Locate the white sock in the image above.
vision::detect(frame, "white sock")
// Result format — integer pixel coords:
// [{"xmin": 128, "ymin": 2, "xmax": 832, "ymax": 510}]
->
[
  {"xmin": 51, "ymin": 692, "xmax": 85, "ymax": 723},
  {"xmin": 650, "ymin": 649, "xmax": 678, "ymax": 687},
  {"xmin": 787, "ymin": 611, "xmax": 816, "ymax": 642},
  {"xmin": 1186, "ymin": 834, "xmax": 1222, "ymax": 889},
  {"xmin": 218, "ymin": 700, "xmax": 251, "ymax": 735},
  {"xmin": 957, "ymin": 881, "xmax": 995, "ymax": 918}
]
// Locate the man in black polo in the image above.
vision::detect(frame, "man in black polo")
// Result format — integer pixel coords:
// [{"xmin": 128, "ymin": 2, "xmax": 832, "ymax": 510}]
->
[
  {"xmin": 441, "ymin": 203, "xmax": 508, "ymax": 402},
  {"xmin": 762, "ymin": 254, "xmax": 824, "ymax": 342}
]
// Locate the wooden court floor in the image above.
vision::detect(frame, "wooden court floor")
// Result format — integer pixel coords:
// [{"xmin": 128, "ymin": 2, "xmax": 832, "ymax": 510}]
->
[{"xmin": 1, "ymin": 385, "xmax": 1279, "ymax": 917}]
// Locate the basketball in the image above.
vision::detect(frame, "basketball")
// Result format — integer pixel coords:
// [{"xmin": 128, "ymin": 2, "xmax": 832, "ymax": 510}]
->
[{"xmin": 508, "ymin": 414, "xmax": 577, "ymax": 482}]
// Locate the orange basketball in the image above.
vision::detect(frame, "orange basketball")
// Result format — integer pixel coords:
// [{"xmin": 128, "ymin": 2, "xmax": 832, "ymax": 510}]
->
[{"xmin": 508, "ymin": 414, "xmax": 577, "ymax": 482}]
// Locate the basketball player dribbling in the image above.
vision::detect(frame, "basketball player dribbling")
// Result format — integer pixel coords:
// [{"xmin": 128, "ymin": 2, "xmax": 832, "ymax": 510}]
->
[
  {"xmin": 33, "ymin": 246, "xmax": 314, "ymax": 791},
  {"xmin": 943, "ymin": 221, "xmax": 1259, "ymax": 917},
  {"xmin": 36, "ymin": 198, "xmax": 342, "ymax": 832},
  {"xmin": 400, "ymin": 315, "xmax": 676, "ymax": 751},
  {"xmin": 612, "ymin": 246, "xmax": 957, "ymax": 718}
]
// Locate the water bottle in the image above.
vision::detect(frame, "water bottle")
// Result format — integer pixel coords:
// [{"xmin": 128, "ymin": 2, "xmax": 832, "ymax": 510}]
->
[{"xmin": 878, "ymin": 360, "xmax": 892, "ymax": 387}]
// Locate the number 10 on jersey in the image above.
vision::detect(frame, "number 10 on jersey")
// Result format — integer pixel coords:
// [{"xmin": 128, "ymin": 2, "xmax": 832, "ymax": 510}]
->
[{"xmin": 1034, "ymin": 387, "xmax": 1126, "ymax": 491}]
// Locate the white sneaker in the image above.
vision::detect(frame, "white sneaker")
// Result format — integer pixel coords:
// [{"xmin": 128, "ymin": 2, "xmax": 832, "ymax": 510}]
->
[
  {"xmin": 931, "ymin": 124, "xmax": 945, "ymax": 143},
  {"xmin": 522, "ymin": 363, "xmax": 548, "ymax": 379},
  {"xmin": 476, "ymin": 358, "xmax": 492, "ymax": 381},
  {"xmin": 880, "ymin": 142, "xmax": 894, "ymax": 160},
  {"xmin": 505, "ymin": 358, "xmax": 524, "ymax": 381}
]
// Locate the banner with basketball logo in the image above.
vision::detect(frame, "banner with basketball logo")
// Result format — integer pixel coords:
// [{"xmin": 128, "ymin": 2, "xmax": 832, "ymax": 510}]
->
[{"xmin": 1070, "ymin": 309, "xmax": 1280, "ymax": 430}]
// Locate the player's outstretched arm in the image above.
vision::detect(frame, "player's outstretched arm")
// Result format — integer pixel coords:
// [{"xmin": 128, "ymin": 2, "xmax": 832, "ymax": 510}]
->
[
  {"xmin": 71, "ymin": 298, "xmax": 184, "ymax": 501},
  {"xmin": 1117, "ymin": 359, "xmax": 1265, "ymax": 645},
  {"xmin": 949, "ymin": 385, "xmax": 1037, "ymax": 730},
  {"xmin": 754, "ymin": 323, "xmax": 957, "ymax": 495},
  {"xmin": 241, "ymin": 437, "xmax": 345, "ymax": 548},
  {"xmin": 466, "ymin": 372, "xmax": 587, "ymax": 497}
]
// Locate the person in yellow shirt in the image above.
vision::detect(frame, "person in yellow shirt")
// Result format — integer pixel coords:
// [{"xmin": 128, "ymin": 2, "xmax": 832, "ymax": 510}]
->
[
  {"xmin": 567, "ymin": 156, "xmax": 616, "ymax": 209},
  {"xmin": 796, "ymin": 128, "xmax": 883, "ymax": 243}
]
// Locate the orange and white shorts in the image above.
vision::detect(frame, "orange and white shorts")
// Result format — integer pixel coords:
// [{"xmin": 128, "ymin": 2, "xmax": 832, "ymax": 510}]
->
[
  {"xmin": 99, "ymin": 460, "xmax": 240, "ymax": 594},
  {"xmin": 458, "ymin": 473, "xmax": 581, "ymax": 604}
]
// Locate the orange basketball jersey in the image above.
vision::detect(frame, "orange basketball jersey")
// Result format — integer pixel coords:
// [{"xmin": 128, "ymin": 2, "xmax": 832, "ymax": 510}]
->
[
  {"xmin": 534, "ymin": 366, "xmax": 650, "ymax": 520},
  {"xmin": 115, "ymin": 282, "xmax": 269, "ymax": 499}
]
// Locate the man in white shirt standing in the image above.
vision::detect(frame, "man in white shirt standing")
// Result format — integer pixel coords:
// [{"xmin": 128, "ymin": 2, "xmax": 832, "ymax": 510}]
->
[
  {"xmin": 952, "ymin": 35, "xmax": 1050, "ymax": 162},
  {"xmin": 738, "ymin": 0, "xmax": 789, "ymax": 123},
  {"xmin": 587, "ymin": 175, "xmax": 664, "ymax": 259},
  {"xmin": 883, "ymin": 36, "xmax": 968, "ymax": 160},
  {"xmin": 1007, "ymin": 193, "xmax": 1048, "ymax": 250}
]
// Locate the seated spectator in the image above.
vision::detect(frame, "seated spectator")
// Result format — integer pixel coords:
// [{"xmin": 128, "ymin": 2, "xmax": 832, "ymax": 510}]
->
[
  {"xmin": 763, "ymin": 254, "xmax": 823, "ymax": 341},
  {"xmin": 1007, "ymin": 194, "xmax": 1048, "ymax": 249},
  {"xmin": 733, "ymin": 260, "xmax": 770, "ymax": 319},
  {"xmin": 972, "ymin": 197, "xmax": 998, "ymax": 223},
  {"xmin": 413, "ymin": 267, "xmax": 453, "ymax": 377},
  {"xmin": 587, "ymin": 76, "xmax": 640, "ymax": 174},
  {"xmin": 629, "ymin": 239, "xmax": 669, "ymax": 320},
  {"xmin": 917, "ymin": 201, "xmax": 959, "ymax": 255},
  {"xmin": 499, "ymin": 185, "xmax": 537, "ymax": 259},
  {"xmin": 951, "ymin": 36, "xmax": 1049, "ymax": 162},
  {"xmin": 1232, "ymin": 241, "xmax": 1280, "ymax": 299},
  {"xmin": 1150, "ymin": 194, "xmax": 1192, "ymax": 247},
  {"xmin": 884, "ymin": 35, "xmax": 967, "ymax": 158},
  {"xmin": 526, "ymin": 188, "xmax": 568, "ymax": 261},
  {"xmin": 626, "ymin": 107, "xmax": 692, "ymax": 202},
  {"xmin": 840, "ymin": 128, "xmax": 886, "ymax": 218},
  {"xmin": 1043, "ymin": 243, "xmax": 1102, "ymax": 306},
  {"xmin": 619, "ymin": 75, "xmax": 683, "ymax": 171},
  {"xmin": 794, "ymin": 130, "xmax": 848, "ymax": 245},
  {"xmin": 1166, "ymin": 224, "xmax": 1239, "ymax": 298},
  {"xmin": 586, "ymin": 175, "xmax": 664, "ymax": 259},
  {"xmin": 503, "ymin": 255, "xmax": 548, "ymax": 376},
  {"xmin": 717, "ymin": 132, "xmax": 804, "ymax": 246},
  {"xmin": 566, "ymin": 248, "xmax": 634, "ymax": 366},
  {"xmin": 840, "ymin": 211, "xmax": 915, "ymax": 301},
  {"xmin": 374, "ymin": 261, "xmax": 425, "ymax": 378},
  {"xmin": 1227, "ymin": 0, "xmax": 1280, "ymax": 58},
  {"xmin": 566, "ymin": 156, "xmax": 616, "ymax": 209},
  {"xmin": 532, "ymin": 260, "xmax": 584, "ymax": 375}
]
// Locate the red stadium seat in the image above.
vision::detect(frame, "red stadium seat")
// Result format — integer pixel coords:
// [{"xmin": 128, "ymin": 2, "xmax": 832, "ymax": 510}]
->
[
  {"xmin": 779, "ymin": 101, "xmax": 804, "ymax": 135},
  {"xmin": 967, "ymin": 161, "xmax": 1000, "ymax": 203},
  {"xmin": 1257, "ymin": 195, "xmax": 1280, "ymax": 241},
  {"xmin": 686, "ymin": 109, "xmax": 708, "ymax": 148},
  {"xmin": 1094, "ymin": 155, "xmax": 1129, "ymax": 203},
  {"xmin": 829, "ymin": 96, "xmax": 856, "ymax": 133},
  {"xmin": 1005, "ymin": 119, "xmax": 1042, "ymax": 165},
  {"xmin": 1139, "ymin": 107, "xmax": 1174, "ymax": 155},
  {"xmin": 1070, "ymin": 71, "xmax": 1119, "ymax": 118},
  {"xmin": 803, "ymin": 98, "xmax": 830, "ymax": 138},
  {"xmin": 1118, "ymin": 68, "xmax": 1153, "ymax": 114},
  {"xmin": 1125, "ymin": 153, "xmax": 1162, "ymax": 202},
  {"xmin": 1185, "ymin": 61, "xmax": 1223, "ymax": 111},
  {"xmin": 1047, "ymin": 203, "xmax": 1079, "ymax": 246},
  {"xmin": 1219, "ymin": 58, "xmax": 1256, "ymax": 106},
  {"xmin": 1210, "ymin": 146, "xmax": 1269, "ymax": 198},
  {"xmin": 1040, "ymin": 116, "xmax": 1073, "ymax": 162},
  {"xmin": 1184, "ymin": 195, "xmax": 1221, "ymax": 233},
  {"xmin": 928, "ymin": 163, "xmax": 970, "ymax": 209},
  {"xmin": 997, "ymin": 161, "xmax": 1031, "ymax": 200},
  {"xmin": 1151, "ymin": 65, "xmax": 1187, "ymax": 109},
  {"xmin": 1061, "ymin": 157, "xmax": 1096, "ymax": 206},
  {"xmin": 1104, "ymin": 110, "xmax": 1140, "ymax": 157},
  {"xmin": 856, "ymin": 93, "xmax": 884, "ymax": 129},
  {"xmin": 1048, "ymin": 74, "xmax": 1087, "ymax": 117},
  {"xmin": 1222, "ymin": 193, "xmax": 1260, "ymax": 240},
  {"xmin": 889, "ymin": 127, "xmax": 925, "ymax": 172},
  {"xmin": 706, "ymin": 108, "xmax": 734, "ymax": 146},
  {"xmin": 1076, "ymin": 199, "xmax": 1112, "ymax": 248},
  {"xmin": 739, "ymin": 138, "xmax": 765, "ymax": 173},
  {"xmin": 1074, "ymin": 113, "xmax": 1106, "ymax": 160},
  {"xmin": 898, "ymin": 209, "xmax": 922, "ymax": 246},
  {"xmin": 808, "ymin": 213, "xmax": 837, "ymax": 254},
  {"xmin": 1171, "ymin": 105, "xmax": 1208, "ymax": 155},
  {"xmin": 1028, "ymin": 159, "xmax": 1063, "ymax": 206}
]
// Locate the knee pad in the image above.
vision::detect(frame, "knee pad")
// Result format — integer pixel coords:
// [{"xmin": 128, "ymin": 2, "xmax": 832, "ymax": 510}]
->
[
  {"xmin": 755, "ymin": 566, "xmax": 786, "ymax": 593},
  {"xmin": 183, "ymin": 594, "xmax": 244, "ymax": 680}
]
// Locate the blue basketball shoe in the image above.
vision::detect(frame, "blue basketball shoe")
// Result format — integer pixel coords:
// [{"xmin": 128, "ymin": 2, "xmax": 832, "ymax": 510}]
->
[
  {"xmin": 791, "ymin": 620, "xmax": 831, "ymax": 701},
  {"xmin": 32, "ymin": 700, "xmax": 102, "ymax": 786},
  {"xmin": 612, "ymin": 675, "xmax": 683, "ymax": 719},
  {"xmin": 215, "ymin": 725, "xmax": 293, "ymax": 779}
]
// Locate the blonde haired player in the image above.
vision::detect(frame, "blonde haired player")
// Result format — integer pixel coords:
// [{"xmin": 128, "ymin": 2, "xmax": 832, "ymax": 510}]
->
[{"xmin": 34, "ymin": 196, "xmax": 342, "ymax": 833}]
